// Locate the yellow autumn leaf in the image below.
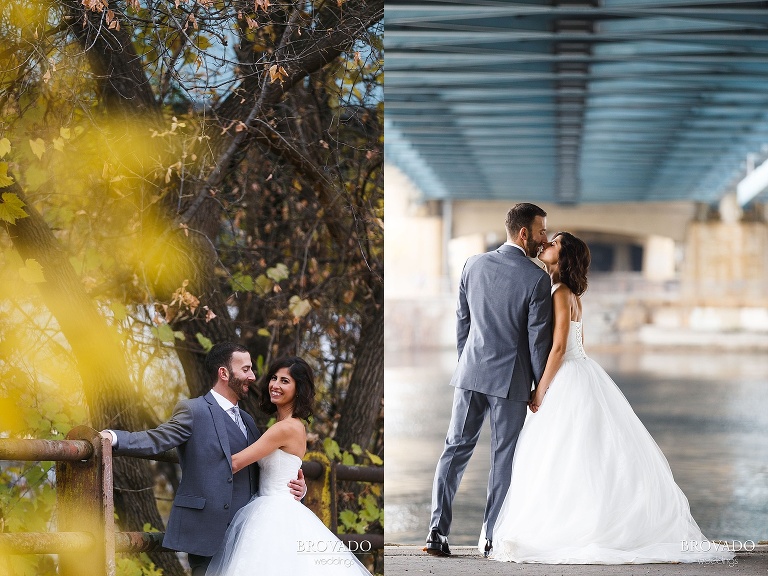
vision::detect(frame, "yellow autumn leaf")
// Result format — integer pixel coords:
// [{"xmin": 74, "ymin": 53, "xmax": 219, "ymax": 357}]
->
[
  {"xmin": 19, "ymin": 258, "xmax": 46, "ymax": 284},
  {"xmin": 60, "ymin": 127, "xmax": 71, "ymax": 139},
  {"xmin": 0, "ymin": 137, "xmax": 10, "ymax": 158},
  {"xmin": 0, "ymin": 162, "xmax": 14, "ymax": 188},
  {"xmin": 0, "ymin": 192, "xmax": 28, "ymax": 224},
  {"xmin": 29, "ymin": 138, "xmax": 45, "ymax": 160},
  {"xmin": 288, "ymin": 295, "xmax": 311, "ymax": 319},
  {"xmin": 53, "ymin": 137, "xmax": 65, "ymax": 152}
]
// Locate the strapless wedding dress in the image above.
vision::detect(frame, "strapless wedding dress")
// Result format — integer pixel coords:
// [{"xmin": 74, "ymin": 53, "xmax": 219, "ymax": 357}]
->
[
  {"xmin": 483, "ymin": 320, "xmax": 734, "ymax": 564},
  {"xmin": 207, "ymin": 449, "xmax": 371, "ymax": 575}
]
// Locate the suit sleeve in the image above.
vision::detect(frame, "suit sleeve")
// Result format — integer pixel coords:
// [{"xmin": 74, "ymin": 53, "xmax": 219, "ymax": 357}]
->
[
  {"xmin": 455, "ymin": 259, "xmax": 471, "ymax": 359},
  {"xmin": 528, "ymin": 272, "xmax": 553, "ymax": 385},
  {"xmin": 113, "ymin": 400, "xmax": 194, "ymax": 456}
]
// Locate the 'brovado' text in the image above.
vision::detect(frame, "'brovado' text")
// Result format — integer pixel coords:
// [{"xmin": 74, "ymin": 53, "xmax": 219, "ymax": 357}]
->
[
  {"xmin": 297, "ymin": 540, "xmax": 373, "ymax": 553},
  {"xmin": 681, "ymin": 540, "xmax": 754, "ymax": 552}
]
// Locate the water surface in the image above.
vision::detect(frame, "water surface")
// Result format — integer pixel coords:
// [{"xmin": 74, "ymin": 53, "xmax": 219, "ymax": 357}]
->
[{"xmin": 385, "ymin": 348, "xmax": 768, "ymax": 545}]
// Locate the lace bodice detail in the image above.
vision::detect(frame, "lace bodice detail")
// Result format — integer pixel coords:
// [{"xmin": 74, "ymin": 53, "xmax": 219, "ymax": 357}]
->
[
  {"xmin": 564, "ymin": 321, "xmax": 587, "ymax": 360},
  {"xmin": 258, "ymin": 449, "xmax": 301, "ymax": 497},
  {"xmin": 550, "ymin": 283, "xmax": 587, "ymax": 360}
]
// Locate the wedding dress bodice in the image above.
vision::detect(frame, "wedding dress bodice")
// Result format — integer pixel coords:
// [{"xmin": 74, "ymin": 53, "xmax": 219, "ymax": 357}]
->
[
  {"xmin": 564, "ymin": 320, "xmax": 588, "ymax": 361},
  {"xmin": 258, "ymin": 449, "xmax": 302, "ymax": 497},
  {"xmin": 550, "ymin": 283, "xmax": 587, "ymax": 361}
]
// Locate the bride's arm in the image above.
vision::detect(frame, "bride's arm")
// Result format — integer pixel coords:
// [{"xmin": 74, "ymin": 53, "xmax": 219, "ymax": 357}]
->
[
  {"xmin": 530, "ymin": 286, "xmax": 571, "ymax": 412},
  {"xmin": 231, "ymin": 420, "xmax": 298, "ymax": 473}
]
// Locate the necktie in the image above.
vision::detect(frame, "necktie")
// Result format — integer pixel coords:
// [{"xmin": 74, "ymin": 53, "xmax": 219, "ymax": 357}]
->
[{"xmin": 230, "ymin": 406, "xmax": 248, "ymax": 438}]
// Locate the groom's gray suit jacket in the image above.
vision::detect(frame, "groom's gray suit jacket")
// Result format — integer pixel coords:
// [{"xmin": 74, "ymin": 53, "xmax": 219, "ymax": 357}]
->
[
  {"xmin": 451, "ymin": 244, "xmax": 552, "ymax": 399},
  {"xmin": 113, "ymin": 392, "xmax": 260, "ymax": 556}
]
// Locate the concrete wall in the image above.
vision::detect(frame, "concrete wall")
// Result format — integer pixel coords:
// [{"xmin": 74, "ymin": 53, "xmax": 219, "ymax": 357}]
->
[{"xmin": 450, "ymin": 200, "xmax": 697, "ymax": 243}]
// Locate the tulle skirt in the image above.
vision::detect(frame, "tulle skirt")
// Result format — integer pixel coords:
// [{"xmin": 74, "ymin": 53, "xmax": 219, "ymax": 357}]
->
[
  {"xmin": 206, "ymin": 494, "xmax": 371, "ymax": 575},
  {"xmin": 482, "ymin": 356, "xmax": 734, "ymax": 564}
]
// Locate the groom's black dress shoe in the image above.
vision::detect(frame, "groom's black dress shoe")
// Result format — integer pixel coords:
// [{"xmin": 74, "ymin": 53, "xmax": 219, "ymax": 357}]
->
[
  {"xmin": 424, "ymin": 529, "xmax": 451, "ymax": 556},
  {"xmin": 483, "ymin": 539, "xmax": 493, "ymax": 558}
]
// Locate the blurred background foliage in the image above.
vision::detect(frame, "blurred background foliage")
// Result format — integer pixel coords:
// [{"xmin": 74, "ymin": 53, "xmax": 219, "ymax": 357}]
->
[{"xmin": 0, "ymin": 0, "xmax": 382, "ymax": 572}]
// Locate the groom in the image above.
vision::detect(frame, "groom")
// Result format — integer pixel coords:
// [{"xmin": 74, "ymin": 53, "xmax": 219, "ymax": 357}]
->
[
  {"xmin": 426, "ymin": 202, "xmax": 553, "ymax": 557},
  {"xmin": 103, "ymin": 342, "xmax": 306, "ymax": 576}
]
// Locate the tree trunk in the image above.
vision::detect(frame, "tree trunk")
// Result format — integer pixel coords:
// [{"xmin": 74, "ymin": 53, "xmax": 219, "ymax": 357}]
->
[
  {"xmin": 334, "ymin": 301, "xmax": 383, "ymax": 451},
  {"xmin": 2, "ymin": 183, "xmax": 185, "ymax": 576}
]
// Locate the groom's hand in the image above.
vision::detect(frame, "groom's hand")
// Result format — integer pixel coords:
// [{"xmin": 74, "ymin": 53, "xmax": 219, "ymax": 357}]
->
[{"xmin": 288, "ymin": 469, "xmax": 307, "ymax": 500}]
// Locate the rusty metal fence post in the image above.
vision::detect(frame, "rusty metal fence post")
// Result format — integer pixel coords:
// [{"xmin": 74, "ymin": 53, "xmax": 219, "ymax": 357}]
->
[
  {"xmin": 55, "ymin": 426, "xmax": 114, "ymax": 576},
  {"xmin": 302, "ymin": 451, "xmax": 337, "ymax": 530}
]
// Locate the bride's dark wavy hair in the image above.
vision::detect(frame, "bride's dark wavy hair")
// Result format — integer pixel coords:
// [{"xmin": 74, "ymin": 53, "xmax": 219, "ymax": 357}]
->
[
  {"xmin": 259, "ymin": 356, "xmax": 315, "ymax": 420},
  {"xmin": 554, "ymin": 232, "xmax": 591, "ymax": 296}
]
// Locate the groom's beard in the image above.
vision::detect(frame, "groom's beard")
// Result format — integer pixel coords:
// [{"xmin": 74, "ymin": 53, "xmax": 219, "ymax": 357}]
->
[
  {"xmin": 525, "ymin": 236, "xmax": 540, "ymax": 258},
  {"xmin": 228, "ymin": 373, "xmax": 252, "ymax": 401}
]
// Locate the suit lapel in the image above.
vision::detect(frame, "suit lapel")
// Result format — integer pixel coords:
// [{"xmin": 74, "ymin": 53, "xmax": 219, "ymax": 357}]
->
[{"xmin": 205, "ymin": 392, "xmax": 233, "ymax": 471}]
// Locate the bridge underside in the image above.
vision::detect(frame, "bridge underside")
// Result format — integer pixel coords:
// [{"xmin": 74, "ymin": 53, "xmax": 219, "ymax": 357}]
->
[{"xmin": 386, "ymin": 0, "xmax": 768, "ymax": 206}]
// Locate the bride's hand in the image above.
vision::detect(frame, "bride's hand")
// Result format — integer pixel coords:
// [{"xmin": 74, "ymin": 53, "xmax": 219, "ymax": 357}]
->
[
  {"xmin": 530, "ymin": 388, "xmax": 547, "ymax": 413},
  {"xmin": 231, "ymin": 453, "xmax": 243, "ymax": 474}
]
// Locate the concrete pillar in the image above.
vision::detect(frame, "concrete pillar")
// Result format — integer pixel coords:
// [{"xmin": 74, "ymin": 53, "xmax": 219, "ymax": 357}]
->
[
  {"xmin": 384, "ymin": 164, "xmax": 443, "ymax": 298},
  {"xmin": 643, "ymin": 235, "xmax": 676, "ymax": 281},
  {"xmin": 682, "ymin": 219, "xmax": 768, "ymax": 306}
]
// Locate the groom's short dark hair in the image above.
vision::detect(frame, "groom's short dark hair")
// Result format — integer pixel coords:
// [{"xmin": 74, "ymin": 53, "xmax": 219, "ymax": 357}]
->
[
  {"xmin": 505, "ymin": 203, "xmax": 547, "ymax": 238},
  {"xmin": 205, "ymin": 342, "xmax": 249, "ymax": 385}
]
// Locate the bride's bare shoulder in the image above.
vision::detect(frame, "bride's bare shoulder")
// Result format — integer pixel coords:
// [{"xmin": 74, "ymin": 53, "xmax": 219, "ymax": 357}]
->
[{"xmin": 551, "ymin": 282, "xmax": 573, "ymax": 298}]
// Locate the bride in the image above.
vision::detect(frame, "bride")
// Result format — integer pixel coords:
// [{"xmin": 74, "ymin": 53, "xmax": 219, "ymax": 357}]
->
[
  {"xmin": 482, "ymin": 232, "xmax": 734, "ymax": 564},
  {"xmin": 206, "ymin": 357, "xmax": 371, "ymax": 575}
]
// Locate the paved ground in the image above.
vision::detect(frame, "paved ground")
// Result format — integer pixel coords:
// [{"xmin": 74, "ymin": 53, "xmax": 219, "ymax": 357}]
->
[{"xmin": 384, "ymin": 545, "xmax": 768, "ymax": 576}]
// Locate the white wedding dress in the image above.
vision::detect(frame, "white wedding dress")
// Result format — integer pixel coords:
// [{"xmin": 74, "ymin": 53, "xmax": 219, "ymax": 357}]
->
[
  {"xmin": 206, "ymin": 449, "xmax": 371, "ymax": 575},
  {"xmin": 482, "ymin": 317, "xmax": 734, "ymax": 564}
]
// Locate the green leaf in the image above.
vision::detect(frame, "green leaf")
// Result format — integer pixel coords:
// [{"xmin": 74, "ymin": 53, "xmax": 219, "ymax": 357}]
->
[
  {"xmin": 342, "ymin": 452, "xmax": 355, "ymax": 466},
  {"xmin": 19, "ymin": 259, "xmax": 45, "ymax": 284},
  {"xmin": 257, "ymin": 328, "xmax": 270, "ymax": 337},
  {"xmin": 254, "ymin": 274, "xmax": 273, "ymax": 295},
  {"xmin": 231, "ymin": 272, "xmax": 254, "ymax": 291},
  {"xmin": 323, "ymin": 437, "xmax": 342, "ymax": 461},
  {"xmin": 266, "ymin": 263, "xmax": 289, "ymax": 282},
  {"xmin": 173, "ymin": 330, "xmax": 186, "ymax": 341},
  {"xmin": 0, "ymin": 137, "xmax": 10, "ymax": 158},
  {"xmin": 0, "ymin": 164, "xmax": 17, "ymax": 189},
  {"xmin": 339, "ymin": 510, "xmax": 358, "ymax": 530},
  {"xmin": 350, "ymin": 443, "xmax": 363, "ymax": 456},
  {"xmin": 365, "ymin": 451, "xmax": 383, "ymax": 466},
  {"xmin": 196, "ymin": 332, "xmax": 213, "ymax": 352},
  {"xmin": 151, "ymin": 323, "xmax": 175, "ymax": 342}
]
